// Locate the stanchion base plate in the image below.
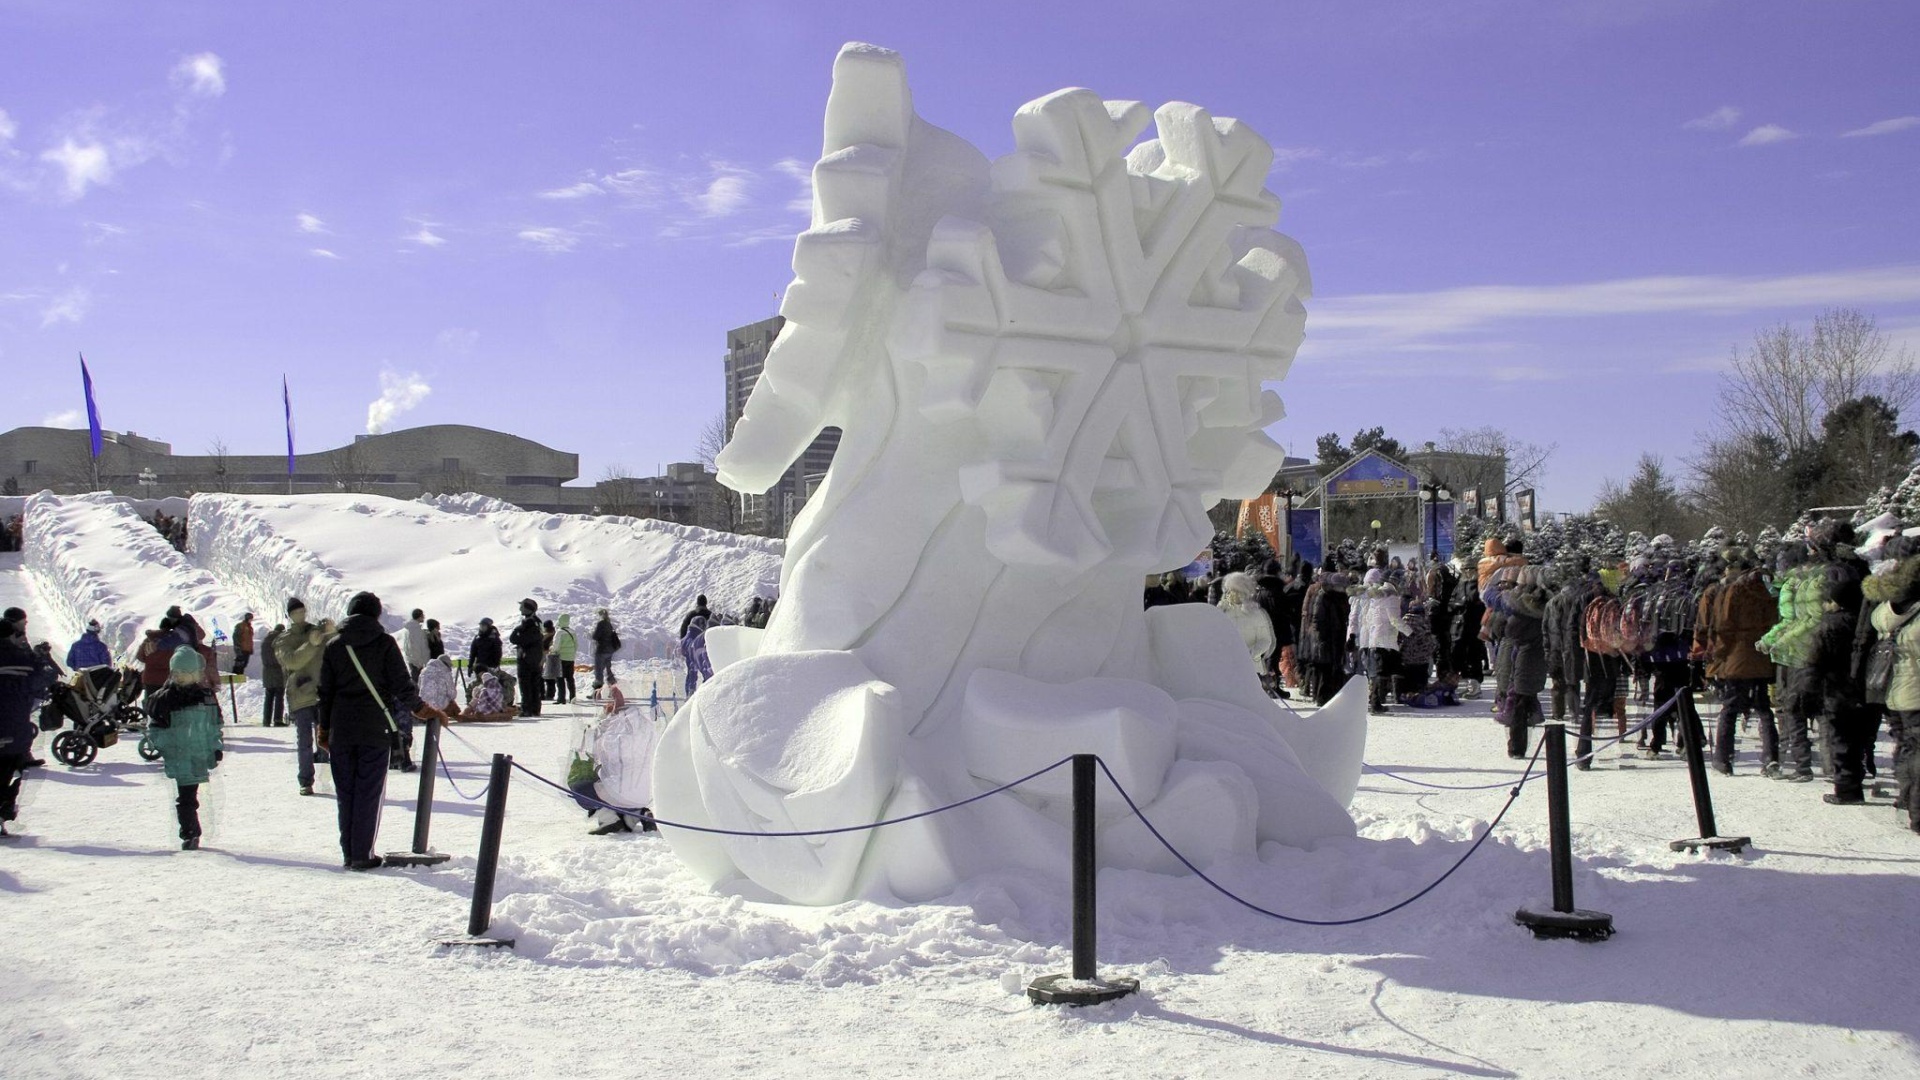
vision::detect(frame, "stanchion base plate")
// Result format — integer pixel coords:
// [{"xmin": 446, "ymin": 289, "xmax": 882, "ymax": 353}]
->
[
  {"xmin": 1026, "ymin": 973, "xmax": 1140, "ymax": 1006},
  {"xmin": 1514, "ymin": 907, "xmax": 1615, "ymax": 942},
  {"xmin": 383, "ymin": 851, "xmax": 452, "ymax": 867},
  {"xmin": 1668, "ymin": 835, "xmax": 1750, "ymax": 854},
  {"xmin": 438, "ymin": 936, "xmax": 515, "ymax": 950}
]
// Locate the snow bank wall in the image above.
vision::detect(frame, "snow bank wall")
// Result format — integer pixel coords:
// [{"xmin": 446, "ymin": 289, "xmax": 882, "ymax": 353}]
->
[
  {"xmin": 23, "ymin": 492, "xmax": 254, "ymax": 664},
  {"xmin": 189, "ymin": 493, "xmax": 785, "ymax": 658}
]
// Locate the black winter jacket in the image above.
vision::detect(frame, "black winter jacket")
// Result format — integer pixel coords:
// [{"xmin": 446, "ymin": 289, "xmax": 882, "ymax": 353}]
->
[
  {"xmin": 318, "ymin": 614, "xmax": 420, "ymax": 749},
  {"xmin": 0, "ymin": 636, "xmax": 57, "ymax": 756},
  {"xmin": 510, "ymin": 615, "xmax": 545, "ymax": 663},
  {"xmin": 468, "ymin": 627, "xmax": 503, "ymax": 670}
]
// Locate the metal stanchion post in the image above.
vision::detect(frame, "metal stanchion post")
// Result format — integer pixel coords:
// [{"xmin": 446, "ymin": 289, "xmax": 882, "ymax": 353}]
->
[
  {"xmin": 1516, "ymin": 723, "xmax": 1614, "ymax": 941},
  {"xmin": 1027, "ymin": 755, "xmax": 1139, "ymax": 1005},
  {"xmin": 386, "ymin": 716, "xmax": 450, "ymax": 867},
  {"xmin": 441, "ymin": 752, "xmax": 514, "ymax": 949},
  {"xmin": 1670, "ymin": 697, "xmax": 1749, "ymax": 853}
]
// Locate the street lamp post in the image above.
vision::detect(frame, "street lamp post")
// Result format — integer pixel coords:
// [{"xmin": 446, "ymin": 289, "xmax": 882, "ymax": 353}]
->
[
  {"xmin": 1276, "ymin": 486, "xmax": 1303, "ymax": 565},
  {"xmin": 1419, "ymin": 481, "xmax": 1453, "ymax": 562},
  {"xmin": 137, "ymin": 468, "xmax": 157, "ymax": 497}
]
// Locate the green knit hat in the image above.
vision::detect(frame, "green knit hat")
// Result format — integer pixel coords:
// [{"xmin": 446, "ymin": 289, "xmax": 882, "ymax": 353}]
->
[{"xmin": 169, "ymin": 647, "xmax": 204, "ymax": 677}]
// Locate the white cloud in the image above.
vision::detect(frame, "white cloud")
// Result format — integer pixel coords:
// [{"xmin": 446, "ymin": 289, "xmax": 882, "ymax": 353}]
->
[
  {"xmin": 83, "ymin": 221, "xmax": 127, "ymax": 244},
  {"xmin": 40, "ymin": 286, "xmax": 90, "ymax": 327},
  {"xmin": 41, "ymin": 409, "xmax": 84, "ymax": 428},
  {"xmin": 1310, "ymin": 264, "xmax": 1920, "ymax": 344},
  {"xmin": 296, "ymin": 212, "xmax": 326, "ymax": 233},
  {"xmin": 40, "ymin": 138, "xmax": 112, "ymax": 199},
  {"xmin": 691, "ymin": 167, "xmax": 751, "ymax": 218},
  {"xmin": 538, "ymin": 181, "xmax": 603, "ymax": 200},
  {"xmin": 435, "ymin": 328, "xmax": 480, "ymax": 354},
  {"xmin": 1737, "ymin": 124, "xmax": 1798, "ymax": 147},
  {"xmin": 171, "ymin": 53, "xmax": 226, "ymax": 98},
  {"xmin": 366, "ymin": 370, "xmax": 430, "ymax": 434},
  {"xmin": 517, "ymin": 226, "xmax": 578, "ymax": 253},
  {"xmin": 773, "ymin": 157, "xmax": 812, "ymax": 214},
  {"xmin": 1683, "ymin": 105, "xmax": 1741, "ymax": 131},
  {"xmin": 404, "ymin": 222, "xmax": 446, "ymax": 247},
  {"xmin": 309, "ymin": 248, "xmax": 341, "ymax": 260},
  {"xmin": 0, "ymin": 107, "xmax": 16, "ymax": 144},
  {"xmin": 1842, "ymin": 116, "xmax": 1920, "ymax": 138}
]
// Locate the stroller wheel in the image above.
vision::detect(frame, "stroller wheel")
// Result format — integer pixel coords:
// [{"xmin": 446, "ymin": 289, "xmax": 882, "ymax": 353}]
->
[
  {"xmin": 115, "ymin": 703, "xmax": 148, "ymax": 729},
  {"xmin": 52, "ymin": 730, "xmax": 96, "ymax": 767},
  {"xmin": 138, "ymin": 735, "xmax": 162, "ymax": 762}
]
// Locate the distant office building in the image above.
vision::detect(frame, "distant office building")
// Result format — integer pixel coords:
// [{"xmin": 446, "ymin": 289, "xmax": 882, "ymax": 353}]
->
[
  {"xmin": 0, "ymin": 423, "xmax": 728, "ymax": 528},
  {"xmin": 724, "ymin": 315, "xmax": 839, "ymax": 536}
]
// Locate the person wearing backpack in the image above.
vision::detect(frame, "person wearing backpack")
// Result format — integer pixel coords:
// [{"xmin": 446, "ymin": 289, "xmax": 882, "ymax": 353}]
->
[
  {"xmin": 1707, "ymin": 551, "xmax": 1778, "ymax": 776},
  {"xmin": 681, "ymin": 614, "xmax": 714, "ymax": 696},
  {"xmin": 317, "ymin": 591, "xmax": 444, "ymax": 870},
  {"xmin": 1866, "ymin": 540, "xmax": 1920, "ymax": 832},
  {"xmin": 1575, "ymin": 570, "xmax": 1631, "ymax": 769},
  {"xmin": 590, "ymin": 608, "xmax": 619, "ymax": 699},
  {"xmin": 273, "ymin": 598, "xmax": 330, "ymax": 795},
  {"xmin": 146, "ymin": 647, "xmax": 224, "ymax": 850}
]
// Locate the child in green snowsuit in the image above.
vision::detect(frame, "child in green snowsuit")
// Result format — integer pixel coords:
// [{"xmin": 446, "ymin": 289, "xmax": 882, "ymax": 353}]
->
[{"xmin": 147, "ymin": 646, "xmax": 224, "ymax": 850}]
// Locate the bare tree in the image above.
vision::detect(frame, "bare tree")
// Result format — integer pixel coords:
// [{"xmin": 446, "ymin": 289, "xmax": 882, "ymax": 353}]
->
[
  {"xmin": 695, "ymin": 413, "xmax": 729, "ymax": 474},
  {"xmin": 1434, "ymin": 426, "xmax": 1556, "ymax": 497},
  {"xmin": 1696, "ymin": 308, "xmax": 1917, "ymax": 526},
  {"xmin": 205, "ymin": 437, "xmax": 232, "ymax": 493},
  {"xmin": 325, "ymin": 439, "xmax": 371, "ymax": 493},
  {"xmin": 595, "ymin": 464, "xmax": 640, "ymax": 518}
]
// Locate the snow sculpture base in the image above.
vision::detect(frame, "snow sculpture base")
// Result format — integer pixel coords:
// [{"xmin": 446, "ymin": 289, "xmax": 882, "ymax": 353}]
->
[{"xmin": 656, "ymin": 43, "xmax": 1361, "ymax": 905}]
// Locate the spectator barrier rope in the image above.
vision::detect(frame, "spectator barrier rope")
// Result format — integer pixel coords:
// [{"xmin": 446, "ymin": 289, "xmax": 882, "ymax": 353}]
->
[{"xmin": 1358, "ymin": 695, "xmax": 1676, "ymax": 791}]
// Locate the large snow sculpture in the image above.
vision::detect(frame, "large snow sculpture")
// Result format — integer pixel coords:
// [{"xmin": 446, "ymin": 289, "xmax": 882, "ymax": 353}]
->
[{"xmin": 654, "ymin": 43, "xmax": 1364, "ymax": 905}]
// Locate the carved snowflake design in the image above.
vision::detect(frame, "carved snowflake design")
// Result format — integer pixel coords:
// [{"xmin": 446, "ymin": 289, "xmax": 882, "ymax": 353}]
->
[{"xmin": 892, "ymin": 91, "xmax": 1311, "ymax": 574}]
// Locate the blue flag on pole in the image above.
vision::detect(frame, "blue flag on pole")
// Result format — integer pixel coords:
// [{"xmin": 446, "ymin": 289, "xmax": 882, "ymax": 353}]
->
[
  {"xmin": 283, "ymin": 375, "xmax": 295, "ymax": 475},
  {"xmin": 80, "ymin": 354, "xmax": 102, "ymax": 458}
]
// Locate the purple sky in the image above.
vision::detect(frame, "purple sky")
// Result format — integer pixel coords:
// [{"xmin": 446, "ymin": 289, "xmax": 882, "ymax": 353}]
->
[{"xmin": 4, "ymin": 1, "xmax": 1918, "ymax": 513}]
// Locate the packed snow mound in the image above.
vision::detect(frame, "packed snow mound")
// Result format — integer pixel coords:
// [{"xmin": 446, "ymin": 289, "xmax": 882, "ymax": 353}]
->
[
  {"xmin": 189, "ymin": 493, "xmax": 784, "ymax": 658},
  {"xmin": 23, "ymin": 492, "xmax": 254, "ymax": 663}
]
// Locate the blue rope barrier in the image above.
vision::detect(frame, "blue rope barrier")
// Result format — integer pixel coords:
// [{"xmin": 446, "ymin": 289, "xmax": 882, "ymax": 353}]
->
[
  {"xmin": 507, "ymin": 754, "xmax": 1075, "ymax": 838},
  {"xmin": 436, "ymin": 751, "xmax": 491, "ymax": 802},
  {"xmin": 1094, "ymin": 738, "xmax": 1544, "ymax": 927}
]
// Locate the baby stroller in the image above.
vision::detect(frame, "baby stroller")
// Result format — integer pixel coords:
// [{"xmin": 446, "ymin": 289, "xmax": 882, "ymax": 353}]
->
[{"xmin": 40, "ymin": 665, "xmax": 154, "ymax": 767}]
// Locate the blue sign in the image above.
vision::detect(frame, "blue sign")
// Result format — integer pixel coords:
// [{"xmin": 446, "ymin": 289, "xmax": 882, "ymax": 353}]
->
[
  {"xmin": 1420, "ymin": 502, "xmax": 1457, "ymax": 560},
  {"xmin": 1289, "ymin": 511, "xmax": 1324, "ymax": 568},
  {"xmin": 1324, "ymin": 450, "xmax": 1420, "ymax": 500}
]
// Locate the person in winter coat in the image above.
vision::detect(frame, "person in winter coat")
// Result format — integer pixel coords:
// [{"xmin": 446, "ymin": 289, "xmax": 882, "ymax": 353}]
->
[
  {"xmin": 1797, "ymin": 522, "xmax": 1875, "ymax": 802},
  {"xmin": 398, "ymin": 610, "xmax": 429, "ymax": 679},
  {"xmin": 65, "ymin": 620, "xmax": 112, "ymax": 670},
  {"xmin": 590, "ymin": 608, "xmax": 619, "ymax": 698},
  {"xmin": 509, "ymin": 599, "xmax": 545, "ymax": 718},
  {"xmin": 0, "ymin": 619, "xmax": 58, "ymax": 837},
  {"xmin": 681, "ymin": 615, "xmax": 713, "ymax": 696},
  {"xmin": 468, "ymin": 618, "xmax": 504, "ymax": 674},
  {"xmin": 1706, "ymin": 552, "xmax": 1778, "ymax": 775},
  {"xmin": 424, "ymin": 619, "xmax": 445, "ymax": 661},
  {"xmin": 1217, "ymin": 572, "xmax": 1277, "ymax": 683},
  {"xmin": 231, "ymin": 612, "xmax": 255, "ymax": 676},
  {"xmin": 1479, "ymin": 537, "xmax": 1528, "ymax": 702},
  {"xmin": 1296, "ymin": 559, "xmax": 1352, "ymax": 706},
  {"xmin": 541, "ymin": 620, "xmax": 561, "ymax": 701},
  {"xmin": 317, "ymin": 591, "xmax": 442, "ymax": 870},
  {"xmin": 1758, "ymin": 546, "xmax": 1821, "ymax": 777},
  {"xmin": 1450, "ymin": 559, "xmax": 1487, "ymax": 696},
  {"xmin": 272, "ymin": 598, "xmax": 330, "ymax": 796},
  {"xmin": 1397, "ymin": 601, "xmax": 1438, "ymax": 694},
  {"xmin": 259, "ymin": 622, "xmax": 287, "ymax": 726},
  {"xmin": 146, "ymin": 647, "xmax": 224, "ymax": 850},
  {"xmin": 418, "ymin": 654, "xmax": 461, "ymax": 718},
  {"xmin": 136, "ymin": 626, "xmax": 176, "ymax": 705},
  {"xmin": 467, "ymin": 670, "xmax": 512, "ymax": 720},
  {"xmin": 678, "ymin": 595, "xmax": 712, "ymax": 640},
  {"xmin": 1348, "ymin": 557, "xmax": 1410, "ymax": 714},
  {"xmin": 552, "ymin": 614, "xmax": 578, "ymax": 705},
  {"xmin": 1867, "ymin": 548, "xmax": 1920, "ymax": 833},
  {"xmin": 1489, "ymin": 566, "xmax": 1551, "ymax": 757}
]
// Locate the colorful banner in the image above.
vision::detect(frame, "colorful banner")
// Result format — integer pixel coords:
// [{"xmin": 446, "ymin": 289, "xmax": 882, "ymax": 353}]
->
[
  {"xmin": 80, "ymin": 353, "xmax": 102, "ymax": 459},
  {"xmin": 1289, "ymin": 510, "xmax": 1324, "ymax": 569},
  {"xmin": 1420, "ymin": 502, "xmax": 1457, "ymax": 561},
  {"xmin": 1236, "ymin": 493, "xmax": 1282, "ymax": 553},
  {"xmin": 1461, "ymin": 487, "xmax": 1480, "ymax": 518},
  {"xmin": 1323, "ymin": 450, "xmax": 1419, "ymax": 500},
  {"xmin": 1483, "ymin": 493, "xmax": 1504, "ymax": 522},
  {"xmin": 1517, "ymin": 488, "xmax": 1537, "ymax": 533}
]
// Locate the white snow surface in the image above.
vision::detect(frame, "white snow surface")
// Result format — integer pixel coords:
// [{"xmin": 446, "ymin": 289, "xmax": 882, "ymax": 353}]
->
[
  {"xmin": 182, "ymin": 492, "xmax": 782, "ymax": 661},
  {"xmin": 0, "ymin": 663, "xmax": 1913, "ymax": 1078},
  {"xmin": 5, "ymin": 493, "xmax": 1918, "ymax": 1078}
]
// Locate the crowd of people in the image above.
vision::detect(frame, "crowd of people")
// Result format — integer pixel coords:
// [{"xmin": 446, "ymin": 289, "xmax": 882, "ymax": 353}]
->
[
  {"xmin": 0, "ymin": 514, "xmax": 23, "ymax": 552},
  {"xmin": 0, "ymin": 587, "xmax": 777, "ymax": 860},
  {"xmin": 1184, "ymin": 519, "xmax": 1920, "ymax": 835}
]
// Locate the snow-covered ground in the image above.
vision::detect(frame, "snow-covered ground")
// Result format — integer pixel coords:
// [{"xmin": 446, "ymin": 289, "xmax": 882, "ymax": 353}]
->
[{"xmin": 2, "ymin": 497, "xmax": 1917, "ymax": 1079}]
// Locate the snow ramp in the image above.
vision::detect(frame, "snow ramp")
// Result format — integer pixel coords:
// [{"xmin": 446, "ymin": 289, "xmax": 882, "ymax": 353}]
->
[{"xmin": 188, "ymin": 492, "xmax": 784, "ymax": 657}]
